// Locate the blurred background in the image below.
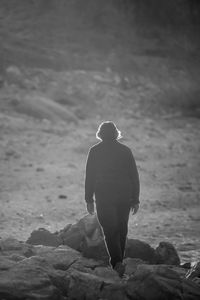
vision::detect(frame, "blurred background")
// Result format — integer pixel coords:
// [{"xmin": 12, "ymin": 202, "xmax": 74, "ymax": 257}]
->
[{"xmin": 0, "ymin": 0, "xmax": 199, "ymax": 262}]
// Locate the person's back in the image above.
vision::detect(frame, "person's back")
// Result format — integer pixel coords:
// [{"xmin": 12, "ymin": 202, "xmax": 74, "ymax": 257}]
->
[
  {"xmin": 85, "ymin": 137, "xmax": 139, "ymax": 206},
  {"xmin": 91, "ymin": 140, "xmax": 132, "ymax": 184}
]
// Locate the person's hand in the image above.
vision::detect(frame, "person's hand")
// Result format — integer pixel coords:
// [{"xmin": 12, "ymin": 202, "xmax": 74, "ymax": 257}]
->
[
  {"xmin": 131, "ymin": 203, "xmax": 139, "ymax": 215},
  {"xmin": 86, "ymin": 202, "xmax": 95, "ymax": 215}
]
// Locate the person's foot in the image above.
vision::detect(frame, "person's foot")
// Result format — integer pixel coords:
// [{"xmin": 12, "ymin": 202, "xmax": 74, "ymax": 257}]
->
[{"xmin": 114, "ymin": 262, "xmax": 125, "ymax": 278}]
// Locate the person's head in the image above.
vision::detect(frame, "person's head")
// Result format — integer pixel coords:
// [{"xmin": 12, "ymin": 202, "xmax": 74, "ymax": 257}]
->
[{"xmin": 96, "ymin": 121, "xmax": 122, "ymax": 141}]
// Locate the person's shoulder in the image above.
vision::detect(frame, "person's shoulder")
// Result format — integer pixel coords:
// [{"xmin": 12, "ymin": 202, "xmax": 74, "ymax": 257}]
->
[
  {"xmin": 89, "ymin": 142, "xmax": 102, "ymax": 152},
  {"xmin": 117, "ymin": 141, "xmax": 132, "ymax": 152}
]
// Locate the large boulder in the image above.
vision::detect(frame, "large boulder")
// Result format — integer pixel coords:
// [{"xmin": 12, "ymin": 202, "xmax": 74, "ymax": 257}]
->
[
  {"xmin": 155, "ymin": 241, "xmax": 181, "ymax": 265},
  {"xmin": 125, "ymin": 239, "xmax": 157, "ymax": 263},
  {"xmin": 126, "ymin": 264, "xmax": 200, "ymax": 300},
  {"xmin": 58, "ymin": 223, "xmax": 84, "ymax": 250},
  {"xmin": 67, "ymin": 269, "xmax": 128, "ymax": 300},
  {"xmin": 26, "ymin": 228, "xmax": 62, "ymax": 247},
  {"xmin": 0, "ymin": 256, "xmax": 64, "ymax": 300},
  {"xmin": 81, "ymin": 236, "xmax": 108, "ymax": 264},
  {"xmin": 58, "ymin": 214, "xmax": 103, "ymax": 253}
]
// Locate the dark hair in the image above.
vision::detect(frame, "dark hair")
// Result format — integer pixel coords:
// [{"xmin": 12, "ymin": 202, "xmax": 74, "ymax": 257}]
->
[{"xmin": 96, "ymin": 121, "xmax": 122, "ymax": 141}]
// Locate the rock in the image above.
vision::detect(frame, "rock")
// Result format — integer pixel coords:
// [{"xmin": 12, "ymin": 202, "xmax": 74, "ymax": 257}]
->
[
  {"xmin": 26, "ymin": 228, "xmax": 62, "ymax": 247},
  {"xmin": 0, "ymin": 238, "xmax": 35, "ymax": 257},
  {"xmin": 155, "ymin": 241, "xmax": 180, "ymax": 265},
  {"xmin": 36, "ymin": 245, "xmax": 81, "ymax": 271},
  {"xmin": 182, "ymin": 277, "xmax": 200, "ymax": 299},
  {"xmin": 6, "ymin": 254, "xmax": 25, "ymax": 262},
  {"xmin": 125, "ymin": 239, "xmax": 156, "ymax": 263},
  {"xmin": 0, "ymin": 256, "xmax": 64, "ymax": 300},
  {"xmin": 167, "ymin": 265, "xmax": 188, "ymax": 279},
  {"xmin": 81, "ymin": 238, "xmax": 109, "ymax": 264},
  {"xmin": 125, "ymin": 264, "xmax": 200, "ymax": 300},
  {"xmin": 69, "ymin": 256, "xmax": 107, "ymax": 275},
  {"xmin": 58, "ymin": 214, "xmax": 103, "ymax": 252},
  {"xmin": 0, "ymin": 257, "xmax": 17, "ymax": 271},
  {"xmin": 36, "ymin": 167, "xmax": 45, "ymax": 172},
  {"xmin": 181, "ymin": 262, "xmax": 191, "ymax": 269},
  {"xmin": 67, "ymin": 269, "xmax": 128, "ymax": 300},
  {"xmin": 126, "ymin": 264, "xmax": 183, "ymax": 300},
  {"xmin": 77, "ymin": 214, "xmax": 102, "ymax": 237},
  {"xmin": 92, "ymin": 266, "xmax": 120, "ymax": 282},
  {"xmin": 186, "ymin": 262, "xmax": 200, "ymax": 282},
  {"xmin": 58, "ymin": 194, "xmax": 67, "ymax": 199},
  {"xmin": 124, "ymin": 258, "xmax": 147, "ymax": 276},
  {"xmin": 0, "ymin": 238, "xmax": 200, "ymax": 300},
  {"xmin": 59, "ymin": 223, "xmax": 84, "ymax": 250},
  {"xmin": 77, "ymin": 214, "xmax": 108, "ymax": 262}
]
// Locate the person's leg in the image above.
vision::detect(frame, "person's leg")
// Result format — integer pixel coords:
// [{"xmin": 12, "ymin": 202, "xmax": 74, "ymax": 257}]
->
[
  {"xmin": 117, "ymin": 202, "xmax": 130, "ymax": 260},
  {"xmin": 96, "ymin": 199, "xmax": 122, "ymax": 268}
]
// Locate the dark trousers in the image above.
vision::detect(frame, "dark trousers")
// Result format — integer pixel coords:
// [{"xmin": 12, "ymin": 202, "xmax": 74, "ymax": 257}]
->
[{"xmin": 95, "ymin": 182, "xmax": 131, "ymax": 268}]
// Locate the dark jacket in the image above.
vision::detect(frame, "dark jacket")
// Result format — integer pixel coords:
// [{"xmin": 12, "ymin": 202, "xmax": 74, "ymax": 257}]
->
[{"xmin": 85, "ymin": 140, "xmax": 140, "ymax": 205}]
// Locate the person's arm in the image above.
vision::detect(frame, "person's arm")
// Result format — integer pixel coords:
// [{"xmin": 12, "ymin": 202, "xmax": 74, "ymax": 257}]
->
[
  {"xmin": 127, "ymin": 149, "xmax": 140, "ymax": 206},
  {"xmin": 85, "ymin": 148, "xmax": 96, "ymax": 204}
]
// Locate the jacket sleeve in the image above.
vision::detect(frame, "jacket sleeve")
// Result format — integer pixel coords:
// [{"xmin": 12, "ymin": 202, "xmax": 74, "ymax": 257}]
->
[
  {"xmin": 85, "ymin": 148, "xmax": 96, "ymax": 203},
  {"xmin": 127, "ymin": 149, "xmax": 140, "ymax": 205}
]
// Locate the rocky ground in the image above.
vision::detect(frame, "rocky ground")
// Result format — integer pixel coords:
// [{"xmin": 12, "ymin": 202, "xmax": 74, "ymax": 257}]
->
[
  {"xmin": 0, "ymin": 66, "xmax": 199, "ymax": 266},
  {"xmin": 0, "ymin": 215, "xmax": 200, "ymax": 300},
  {"xmin": 0, "ymin": 3, "xmax": 200, "ymax": 298}
]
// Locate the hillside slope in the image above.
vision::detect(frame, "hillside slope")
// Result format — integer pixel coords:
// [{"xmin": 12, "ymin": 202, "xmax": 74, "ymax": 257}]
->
[{"xmin": 0, "ymin": 0, "xmax": 199, "ymax": 116}]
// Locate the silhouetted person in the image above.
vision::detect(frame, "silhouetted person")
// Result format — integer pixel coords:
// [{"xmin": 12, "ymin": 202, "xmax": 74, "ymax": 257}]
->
[{"xmin": 85, "ymin": 121, "xmax": 140, "ymax": 276}]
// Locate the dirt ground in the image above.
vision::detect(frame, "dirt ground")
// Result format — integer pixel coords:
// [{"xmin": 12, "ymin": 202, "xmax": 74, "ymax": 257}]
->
[
  {"xmin": 0, "ymin": 0, "xmax": 199, "ymax": 267},
  {"xmin": 0, "ymin": 86, "xmax": 199, "ymax": 264}
]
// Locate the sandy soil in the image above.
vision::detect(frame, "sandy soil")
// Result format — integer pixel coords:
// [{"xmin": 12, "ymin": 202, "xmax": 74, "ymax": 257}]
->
[{"xmin": 0, "ymin": 85, "xmax": 199, "ymax": 264}]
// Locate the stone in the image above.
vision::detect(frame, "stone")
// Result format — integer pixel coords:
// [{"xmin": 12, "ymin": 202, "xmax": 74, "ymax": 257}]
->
[
  {"xmin": 181, "ymin": 278, "xmax": 200, "ymax": 299},
  {"xmin": 59, "ymin": 224, "xmax": 84, "ymax": 250},
  {"xmin": 58, "ymin": 214, "xmax": 103, "ymax": 252},
  {"xmin": 186, "ymin": 262, "xmax": 200, "ymax": 281},
  {"xmin": 155, "ymin": 241, "xmax": 181, "ymax": 265},
  {"xmin": 36, "ymin": 245, "xmax": 81, "ymax": 271},
  {"xmin": 6, "ymin": 254, "xmax": 25, "ymax": 262},
  {"xmin": 67, "ymin": 254, "xmax": 105, "ymax": 274},
  {"xmin": 0, "ymin": 257, "xmax": 17, "ymax": 271},
  {"xmin": 67, "ymin": 269, "xmax": 128, "ymax": 300},
  {"xmin": 26, "ymin": 228, "xmax": 62, "ymax": 247},
  {"xmin": 124, "ymin": 258, "xmax": 147, "ymax": 276},
  {"xmin": 126, "ymin": 264, "xmax": 183, "ymax": 300},
  {"xmin": 125, "ymin": 239, "xmax": 156, "ymax": 263},
  {"xmin": 0, "ymin": 237, "xmax": 35, "ymax": 258},
  {"xmin": 0, "ymin": 256, "xmax": 64, "ymax": 300},
  {"xmin": 181, "ymin": 262, "xmax": 191, "ymax": 269},
  {"xmin": 167, "ymin": 265, "xmax": 188, "ymax": 279},
  {"xmin": 0, "ymin": 238, "xmax": 200, "ymax": 300},
  {"xmin": 92, "ymin": 266, "xmax": 120, "ymax": 282},
  {"xmin": 77, "ymin": 214, "xmax": 102, "ymax": 237},
  {"xmin": 81, "ymin": 237, "xmax": 109, "ymax": 264},
  {"xmin": 126, "ymin": 264, "xmax": 200, "ymax": 300}
]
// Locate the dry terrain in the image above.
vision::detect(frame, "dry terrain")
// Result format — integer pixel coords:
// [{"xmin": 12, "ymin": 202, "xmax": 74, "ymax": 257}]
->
[{"xmin": 0, "ymin": 0, "xmax": 199, "ymax": 265}]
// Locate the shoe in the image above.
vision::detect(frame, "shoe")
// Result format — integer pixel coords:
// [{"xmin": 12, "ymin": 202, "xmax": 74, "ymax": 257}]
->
[{"xmin": 114, "ymin": 262, "xmax": 125, "ymax": 278}]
